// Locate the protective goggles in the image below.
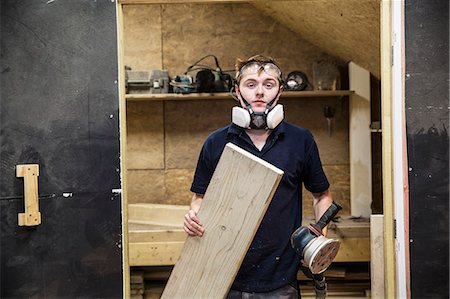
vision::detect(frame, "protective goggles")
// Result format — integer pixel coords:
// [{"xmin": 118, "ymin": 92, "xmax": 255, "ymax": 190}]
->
[{"xmin": 238, "ymin": 62, "xmax": 282, "ymax": 81}]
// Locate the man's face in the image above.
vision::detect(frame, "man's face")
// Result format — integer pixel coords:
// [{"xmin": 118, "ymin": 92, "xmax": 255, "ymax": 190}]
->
[{"xmin": 236, "ymin": 72, "xmax": 282, "ymax": 113}]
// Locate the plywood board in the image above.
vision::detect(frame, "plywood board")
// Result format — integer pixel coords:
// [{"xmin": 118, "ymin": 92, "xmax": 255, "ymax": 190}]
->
[
  {"xmin": 370, "ymin": 215, "xmax": 385, "ymax": 298},
  {"xmin": 123, "ymin": 4, "xmax": 162, "ymax": 69},
  {"xmin": 164, "ymin": 100, "xmax": 234, "ymax": 169},
  {"xmin": 349, "ymin": 62, "xmax": 372, "ymax": 218},
  {"xmin": 127, "ymin": 170, "xmax": 165, "ymax": 204},
  {"xmin": 129, "ymin": 242, "xmax": 185, "ymax": 266},
  {"xmin": 126, "ymin": 101, "xmax": 164, "ymax": 170},
  {"xmin": 161, "ymin": 143, "xmax": 283, "ymax": 299},
  {"xmin": 302, "ymin": 164, "xmax": 350, "ymax": 217},
  {"xmin": 283, "ymin": 98, "xmax": 350, "ymax": 165},
  {"xmin": 160, "ymin": 3, "xmax": 336, "ymax": 83},
  {"xmin": 128, "ymin": 203, "xmax": 188, "ymax": 227},
  {"xmin": 251, "ymin": 0, "xmax": 381, "ymax": 79},
  {"xmin": 164, "ymin": 168, "xmax": 195, "ymax": 205}
]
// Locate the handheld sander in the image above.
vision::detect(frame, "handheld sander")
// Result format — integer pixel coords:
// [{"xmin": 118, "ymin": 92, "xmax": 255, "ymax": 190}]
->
[{"xmin": 291, "ymin": 201, "xmax": 342, "ymax": 274}]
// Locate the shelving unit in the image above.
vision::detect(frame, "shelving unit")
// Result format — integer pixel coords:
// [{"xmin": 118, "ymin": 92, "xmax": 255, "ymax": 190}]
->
[{"xmin": 125, "ymin": 90, "xmax": 354, "ymax": 102}]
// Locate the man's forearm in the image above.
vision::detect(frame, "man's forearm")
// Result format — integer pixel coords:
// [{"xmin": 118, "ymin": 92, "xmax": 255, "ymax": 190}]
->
[
  {"xmin": 312, "ymin": 189, "xmax": 333, "ymax": 235},
  {"xmin": 190, "ymin": 193, "xmax": 204, "ymax": 213}
]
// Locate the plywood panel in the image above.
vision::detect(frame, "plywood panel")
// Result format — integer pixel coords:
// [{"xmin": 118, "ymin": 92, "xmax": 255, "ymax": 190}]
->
[
  {"xmin": 160, "ymin": 3, "xmax": 343, "ymax": 83},
  {"xmin": 165, "ymin": 168, "xmax": 195, "ymax": 205},
  {"xmin": 161, "ymin": 143, "xmax": 283, "ymax": 299},
  {"xmin": 128, "ymin": 170, "xmax": 165, "ymax": 204},
  {"xmin": 165, "ymin": 100, "xmax": 234, "ymax": 169},
  {"xmin": 303, "ymin": 164, "xmax": 350, "ymax": 217},
  {"xmin": 127, "ymin": 101, "xmax": 164, "ymax": 170},
  {"xmin": 252, "ymin": 0, "xmax": 380, "ymax": 79},
  {"xmin": 128, "ymin": 168, "xmax": 196, "ymax": 205},
  {"xmin": 123, "ymin": 2, "xmax": 352, "ymax": 213},
  {"xmin": 123, "ymin": 4, "xmax": 162, "ymax": 69},
  {"xmin": 283, "ymin": 97, "xmax": 349, "ymax": 165},
  {"xmin": 370, "ymin": 215, "xmax": 385, "ymax": 299},
  {"xmin": 349, "ymin": 62, "xmax": 372, "ymax": 218},
  {"xmin": 128, "ymin": 203, "xmax": 188, "ymax": 227},
  {"xmin": 130, "ymin": 242, "xmax": 184, "ymax": 266}
]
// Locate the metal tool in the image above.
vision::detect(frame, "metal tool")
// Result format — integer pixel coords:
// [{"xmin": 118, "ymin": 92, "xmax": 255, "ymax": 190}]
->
[
  {"xmin": 323, "ymin": 106, "xmax": 335, "ymax": 137},
  {"xmin": 291, "ymin": 201, "xmax": 342, "ymax": 274},
  {"xmin": 125, "ymin": 69, "xmax": 170, "ymax": 94}
]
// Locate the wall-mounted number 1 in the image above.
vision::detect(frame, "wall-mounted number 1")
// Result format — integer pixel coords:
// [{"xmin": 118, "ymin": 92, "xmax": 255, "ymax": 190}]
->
[{"xmin": 16, "ymin": 164, "xmax": 41, "ymax": 226}]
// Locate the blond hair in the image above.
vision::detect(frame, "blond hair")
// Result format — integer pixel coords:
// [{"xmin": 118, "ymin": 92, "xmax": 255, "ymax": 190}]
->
[{"xmin": 235, "ymin": 55, "xmax": 282, "ymax": 84}]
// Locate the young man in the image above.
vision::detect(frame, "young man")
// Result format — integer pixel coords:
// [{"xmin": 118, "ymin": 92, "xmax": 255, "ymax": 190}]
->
[{"xmin": 183, "ymin": 55, "xmax": 333, "ymax": 298}]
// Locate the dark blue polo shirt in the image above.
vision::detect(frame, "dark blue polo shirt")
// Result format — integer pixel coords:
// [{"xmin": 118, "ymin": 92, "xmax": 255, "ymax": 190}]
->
[{"xmin": 191, "ymin": 121, "xmax": 329, "ymax": 293}]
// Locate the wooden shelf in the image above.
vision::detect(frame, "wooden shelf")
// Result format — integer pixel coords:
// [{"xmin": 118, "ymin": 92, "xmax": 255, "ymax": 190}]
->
[
  {"xmin": 119, "ymin": 0, "xmax": 252, "ymax": 4},
  {"xmin": 125, "ymin": 90, "xmax": 354, "ymax": 102}
]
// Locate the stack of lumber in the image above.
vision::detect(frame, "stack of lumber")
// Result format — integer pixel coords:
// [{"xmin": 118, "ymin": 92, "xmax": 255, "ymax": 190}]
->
[
  {"xmin": 128, "ymin": 204, "xmax": 188, "ymax": 267},
  {"xmin": 132, "ymin": 262, "xmax": 371, "ymax": 298},
  {"xmin": 129, "ymin": 207, "xmax": 370, "ymax": 267},
  {"xmin": 130, "ymin": 270, "xmax": 145, "ymax": 299},
  {"xmin": 299, "ymin": 262, "xmax": 371, "ymax": 298}
]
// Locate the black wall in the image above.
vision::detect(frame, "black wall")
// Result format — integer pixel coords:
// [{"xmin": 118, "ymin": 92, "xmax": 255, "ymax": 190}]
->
[
  {"xmin": 0, "ymin": 0, "xmax": 123, "ymax": 297},
  {"xmin": 405, "ymin": 0, "xmax": 449, "ymax": 298}
]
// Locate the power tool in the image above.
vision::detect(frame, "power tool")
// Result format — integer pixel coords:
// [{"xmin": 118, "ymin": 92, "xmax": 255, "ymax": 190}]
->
[{"xmin": 291, "ymin": 201, "xmax": 342, "ymax": 274}]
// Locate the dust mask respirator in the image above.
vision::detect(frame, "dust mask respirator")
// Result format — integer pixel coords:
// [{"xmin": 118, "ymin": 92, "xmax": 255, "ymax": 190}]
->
[{"xmin": 231, "ymin": 93, "xmax": 284, "ymax": 130}]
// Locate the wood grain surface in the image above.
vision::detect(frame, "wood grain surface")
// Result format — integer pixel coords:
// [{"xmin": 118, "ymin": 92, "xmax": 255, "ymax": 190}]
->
[{"xmin": 161, "ymin": 143, "xmax": 283, "ymax": 299}]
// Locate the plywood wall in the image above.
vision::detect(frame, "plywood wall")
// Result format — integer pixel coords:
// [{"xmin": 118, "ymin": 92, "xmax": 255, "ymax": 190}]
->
[
  {"xmin": 123, "ymin": 3, "xmax": 350, "ymax": 216},
  {"xmin": 252, "ymin": 0, "xmax": 381, "ymax": 79}
]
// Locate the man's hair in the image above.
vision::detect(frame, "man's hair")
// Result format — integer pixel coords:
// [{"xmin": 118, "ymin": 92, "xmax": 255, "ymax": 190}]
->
[{"xmin": 235, "ymin": 55, "xmax": 282, "ymax": 84}]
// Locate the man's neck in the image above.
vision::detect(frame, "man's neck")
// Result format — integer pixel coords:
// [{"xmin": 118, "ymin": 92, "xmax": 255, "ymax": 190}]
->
[{"xmin": 245, "ymin": 129, "xmax": 271, "ymax": 151}]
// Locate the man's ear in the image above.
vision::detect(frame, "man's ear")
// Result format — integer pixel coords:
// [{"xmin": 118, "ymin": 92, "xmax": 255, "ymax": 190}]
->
[
  {"xmin": 235, "ymin": 84, "xmax": 242, "ymax": 99},
  {"xmin": 275, "ymin": 85, "xmax": 284, "ymax": 100},
  {"xmin": 235, "ymin": 84, "xmax": 247, "ymax": 108}
]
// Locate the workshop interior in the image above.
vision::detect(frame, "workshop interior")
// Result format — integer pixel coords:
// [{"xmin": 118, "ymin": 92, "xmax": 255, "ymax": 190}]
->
[{"xmin": 0, "ymin": 0, "xmax": 448, "ymax": 299}]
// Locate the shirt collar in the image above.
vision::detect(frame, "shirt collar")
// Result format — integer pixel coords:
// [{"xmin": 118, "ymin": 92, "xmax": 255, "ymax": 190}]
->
[{"xmin": 227, "ymin": 121, "xmax": 286, "ymax": 137}]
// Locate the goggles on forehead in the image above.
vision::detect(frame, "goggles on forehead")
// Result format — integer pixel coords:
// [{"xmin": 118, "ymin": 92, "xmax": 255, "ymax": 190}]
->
[{"xmin": 238, "ymin": 62, "xmax": 282, "ymax": 81}]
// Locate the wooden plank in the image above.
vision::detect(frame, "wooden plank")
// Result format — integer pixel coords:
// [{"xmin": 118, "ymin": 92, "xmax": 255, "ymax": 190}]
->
[
  {"xmin": 128, "ymin": 229, "xmax": 186, "ymax": 243},
  {"xmin": 128, "ymin": 235, "xmax": 369, "ymax": 266},
  {"xmin": 129, "ymin": 242, "xmax": 185, "ymax": 266},
  {"xmin": 303, "ymin": 216, "xmax": 370, "ymax": 238},
  {"xmin": 349, "ymin": 62, "xmax": 372, "ymax": 218},
  {"xmin": 380, "ymin": 0, "xmax": 396, "ymax": 297},
  {"xmin": 125, "ymin": 90, "xmax": 354, "ymax": 102},
  {"xmin": 161, "ymin": 143, "xmax": 283, "ymax": 299},
  {"xmin": 127, "ymin": 220, "xmax": 369, "ymax": 267},
  {"xmin": 117, "ymin": 2, "xmax": 131, "ymax": 297},
  {"xmin": 128, "ymin": 203, "xmax": 188, "ymax": 227},
  {"xmin": 120, "ymin": 0, "xmax": 265, "ymax": 4},
  {"xmin": 16, "ymin": 164, "xmax": 41, "ymax": 226},
  {"xmin": 334, "ymin": 237, "xmax": 370, "ymax": 262},
  {"xmin": 370, "ymin": 215, "xmax": 385, "ymax": 298}
]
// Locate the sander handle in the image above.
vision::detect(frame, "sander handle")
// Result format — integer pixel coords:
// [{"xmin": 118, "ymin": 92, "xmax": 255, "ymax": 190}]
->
[{"xmin": 313, "ymin": 201, "xmax": 342, "ymax": 231}]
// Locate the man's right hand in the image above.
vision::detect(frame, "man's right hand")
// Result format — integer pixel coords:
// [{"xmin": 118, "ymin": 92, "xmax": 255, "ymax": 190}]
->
[{"xmin": 183, "ymin": 209, "xmax": 205, "ymax": 237}]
